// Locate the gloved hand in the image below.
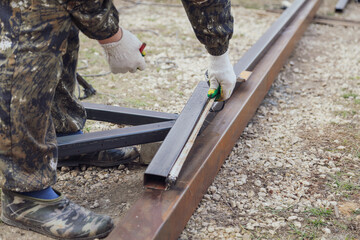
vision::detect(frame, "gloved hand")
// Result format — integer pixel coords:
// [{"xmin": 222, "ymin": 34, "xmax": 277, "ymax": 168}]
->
[
  {"xmin": 100, "ymin": 28, "xmax": 146, "ymax": 74},
  {"xmin": 207, "ymin": 50, "xmax": 236, "ymax": 101}
]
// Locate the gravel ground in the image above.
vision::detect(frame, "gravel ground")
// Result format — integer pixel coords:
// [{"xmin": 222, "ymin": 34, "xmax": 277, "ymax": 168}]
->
[
  {"xmin": 1, "ymin": 0, "xmax": 360, "ymax": 239},
  {"xmin": 181, "ymin": 3, "xmax": 360, "ymax": 239}
]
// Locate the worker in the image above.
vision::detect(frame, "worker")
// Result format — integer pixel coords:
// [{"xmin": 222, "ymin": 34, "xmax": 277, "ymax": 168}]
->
[{"xmin": 0, "ymin": 0, "xmax": 235, "ymax": 239}]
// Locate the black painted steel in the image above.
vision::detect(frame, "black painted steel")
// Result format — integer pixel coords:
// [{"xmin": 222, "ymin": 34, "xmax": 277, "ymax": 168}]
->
[
  {"xmin": 144, "ymin": 81, "xmax": 209, "ymax": 187},
  {"xmin": 233, "ymin": 0, "xmax": 306, "ymax": 76},
  {"xmin": 83, "ymin": 102, "xmax": 178, "ymax": 125},
  {"xmin": 57, "ymin": 121, "xmax": 175, "ymax": 157},
  {"xmin": 335, "ymin": 0, "xmax": 349, "ymax": 12}
]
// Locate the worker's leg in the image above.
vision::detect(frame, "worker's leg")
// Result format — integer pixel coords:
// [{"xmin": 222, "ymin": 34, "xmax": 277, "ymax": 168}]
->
[
  {"xmin": 0, "ymin": 2, "xmax": 113, "ymax": 239},
  {"xmin": 53, "ymin": 26, "xmax": 139, "ymax": 167},
  {"xmin": 51, "ymin": 25, "xmax": 87, "ymax": 134}
]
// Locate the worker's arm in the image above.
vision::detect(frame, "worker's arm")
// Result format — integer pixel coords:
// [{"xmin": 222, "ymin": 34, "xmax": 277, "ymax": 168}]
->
[
  {"xmin": 58, "ymin": 0, "xmax": 119, "ymax": 40},
  {"xmin": 181, "ymin": 0, "xmax": 236, "ymax": 101},
  {"xmin": 58, "ymin": 0, "xmax": 146, "ymax": 73},
  {"xmin": 181, "ymin": 0, "xmax": 233, "ymax": 56}
]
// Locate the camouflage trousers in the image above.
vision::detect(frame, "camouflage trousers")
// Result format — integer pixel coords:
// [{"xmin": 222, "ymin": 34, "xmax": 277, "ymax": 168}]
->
[{"xmin": 0, "ymin": 1, "xmax": 86, "ymax": 192}]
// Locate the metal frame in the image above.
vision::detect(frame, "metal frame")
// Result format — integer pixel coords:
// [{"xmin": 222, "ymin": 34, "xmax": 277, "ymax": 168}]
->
[
  {"xmin": 57, "ymin": 103, "xmax": 178, "ymax": 157},
  {"xmin": 106, "ymin": 0, "xmax": 321, "ymax": 238},
  {"xmin": 143, "ymin": 0, "xmax": 309, "ymax": 189}
]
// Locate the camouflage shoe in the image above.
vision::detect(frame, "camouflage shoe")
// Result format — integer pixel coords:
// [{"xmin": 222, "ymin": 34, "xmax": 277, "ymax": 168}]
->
[
  {"xmin": 1, "ymin": 189, "xmax": 114, "ymax": 240},
  {"xmin": 58, "ymin": 146, "xmax": 139, "ymax": 167}
]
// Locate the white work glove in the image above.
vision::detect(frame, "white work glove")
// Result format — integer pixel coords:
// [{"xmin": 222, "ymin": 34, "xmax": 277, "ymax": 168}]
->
[
  {"xmin": 101, "ymin": 28, "xmax": 146, "ymax": 74},
  {"xmin": 207, "ymin": 50, "xmax": 236, "ymax": 101}
]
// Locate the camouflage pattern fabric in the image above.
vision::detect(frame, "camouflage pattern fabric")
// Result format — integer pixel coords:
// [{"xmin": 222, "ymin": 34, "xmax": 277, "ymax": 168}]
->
[
  {"xmin": 1, "ymin": 189, "xmax": 114, "ymax": 239},
  {"xmin": 182, "ymin": 0, "xmax": 234, "ymax": 56},
  {"xmin": 0, "ymin": 0, "xmax": 119, "ymax": 192},
  {"xmin": 53, "ymin": 0, "xmax": 234, "ymax": 132},
  {"xmin": 51, "ymin": 25, "xmax": 87, "ymax": 134}
]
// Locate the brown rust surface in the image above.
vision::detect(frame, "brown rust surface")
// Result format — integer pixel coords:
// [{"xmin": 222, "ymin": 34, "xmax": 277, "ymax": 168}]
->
[{"xmin": 106, "ymin": 0, "xmax": 321, "ymax": 239}]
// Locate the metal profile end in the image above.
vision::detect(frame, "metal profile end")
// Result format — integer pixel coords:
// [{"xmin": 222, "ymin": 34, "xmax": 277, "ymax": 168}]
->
[{"xmin": 144, "ymin": 174, "xmax": 167, "ymax": 190}]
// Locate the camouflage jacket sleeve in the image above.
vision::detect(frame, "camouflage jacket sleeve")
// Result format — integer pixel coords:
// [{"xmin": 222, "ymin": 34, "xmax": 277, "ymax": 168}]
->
[
  {"xmin": 181, "ymin": 0, "xmax": 234, "ymax": 56},
  {"xmin": 57, "ymin": 0, "xmax": 119, "ymax": 40}
]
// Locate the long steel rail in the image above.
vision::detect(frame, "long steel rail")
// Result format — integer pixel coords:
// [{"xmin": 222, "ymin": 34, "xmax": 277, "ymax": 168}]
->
[{"xmin": 106, "ymin": 0, "xmax": 321, "ymax": 239}]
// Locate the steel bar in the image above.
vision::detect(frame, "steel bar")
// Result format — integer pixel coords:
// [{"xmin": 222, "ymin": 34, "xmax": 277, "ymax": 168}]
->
[
  {"xmin": 315, "ymin": 15, "xmax": 360, "ymax": 27},
  {"xmin": 57, "ymin": 121, "xmax": 174, "ymax": 157},
  {"xmin": 144, "ymin": 81, "xmax": 209, "ymax": 189},
  {"xmin": 266, "ymin": 8, "xmax": 360, "ymax": 27},
  {"xmin": 233, "ymin": 0, "xmax": 306, "ymax": 76},
  {"xmin": 335, "ymin": 0, "xmax": 349, "ymax": 12},
  {"xmin": 106, "ymin": 0, "xmax": 320, "ymax": 239},
  {"xmin": 166, "ymin": 98, "xmax": 215, "ymax": 188},
  {"xmin": 83, "ymin": 102, "xmax": 178, "ymax": 125}
]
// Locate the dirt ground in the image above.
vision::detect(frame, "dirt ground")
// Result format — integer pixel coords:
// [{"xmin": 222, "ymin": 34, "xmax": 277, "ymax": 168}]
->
[{"xmin": 1, "ymin": 0, "xmax": 360, "ymax": 239}]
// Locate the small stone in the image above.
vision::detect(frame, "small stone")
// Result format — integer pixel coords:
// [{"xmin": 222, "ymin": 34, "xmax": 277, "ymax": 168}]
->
[
  {"xmin": 60, "ymin": 166, "xmax": 70, "ymax": 172},
  {"xmin": 208, "ymin": 226, "xmax": 214, "ymax": 233},
  {"xmin": 254, "ymin": 180, "xmax": 262, "ymax": 187},
  {"xmin": 258, "ymin": 192, "xmax": 267, "ymax": 198},
  {"xmin": 113, "ymin": 176, "xmax": 119, "ymax": 183},
  {"xmin": 247, "ymin": 190, "xmax": 255, "ymax": 198},
  {"xmin": 81, "ymin": 165, "xmax": 87, "ymax": 171},
  {"xmin": 271, "ymin": 221, "xmax": 281, "ymax": 229},
  {"xmin": 118, "ymin": 164, "xmax": 125, "ymax": 170},
  {"xmin": 243, "ymin": 233, "xmax": 251, "ymax": 240},
  {"xmin": 202, "ymin": 222, "xmax": 209, "ymax": 227},
  {"xmin": 98, "ymin": 174, "xmax": 105, "ymax": 180},
  {"xmin": 90, "ymin": 200, "xmax": 100, "ymax": 209},
  {"xmin": 293, "ymin": 68, "xmax": 300, "ymax": 73},
  {"xmin": 208, "ymin": 186, "xmax": 217, "ymax": 194},
  {"xmin": 322, "ymin": 228, "xmax": 331, "ymax": 234},
  {"xmin": 236, "ymin": 202, "xmax": 244, "ymax": 210},
  {"xmin": 245, "ymin": 223, "xmax": 255, "ymax": 230},
  {"xmin": 288, "ymin": 216, "xmax": 298, "ymax": 221},
  {"xmin": 293, "ymin": 221, "xmax": 301, "ymax": 228},
  {"xmin": 212, "ymin": 194, "xmax": 221, "ymax": 201},
  {"xmin": 84, "ymin": 172, "xmax": 92, "ymax": 180},
  {"xmin": 275, "ymin": 161, "xmax": 283, "ymax": 168}
]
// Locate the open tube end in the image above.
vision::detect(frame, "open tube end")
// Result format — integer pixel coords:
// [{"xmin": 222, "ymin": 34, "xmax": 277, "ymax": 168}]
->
[{"xmin": 144, "ymin": 174, "xmax": 167, "ymax": 190}]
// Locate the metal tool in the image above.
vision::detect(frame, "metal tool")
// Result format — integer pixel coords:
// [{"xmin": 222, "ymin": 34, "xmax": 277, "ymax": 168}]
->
[
  {"xmin": 165, "ymin": 72, "xmax": 219, "ymax": 188},
  {"xmin": 166, "ymin": 97, "xmax": 215, "ymax": 188}
]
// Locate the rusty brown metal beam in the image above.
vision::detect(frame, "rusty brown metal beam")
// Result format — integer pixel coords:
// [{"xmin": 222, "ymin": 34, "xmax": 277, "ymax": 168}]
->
[{"xmin": 106, "ymin": 0, "xmax": 321, "ymax": 239}]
